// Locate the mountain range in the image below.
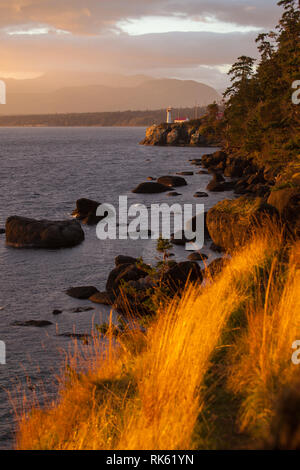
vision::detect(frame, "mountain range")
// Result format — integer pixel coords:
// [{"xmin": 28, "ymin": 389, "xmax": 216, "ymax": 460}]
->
[{"xmin": 0, "ymin": 72, "xmax": 220, "ymax": 115}]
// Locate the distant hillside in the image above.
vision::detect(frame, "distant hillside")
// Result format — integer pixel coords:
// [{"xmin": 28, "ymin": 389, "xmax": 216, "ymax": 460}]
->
[
  {"xmin": 0, "ymin": 73, "xmax": 220, "ymax": 115},
  {"xmin": 0, "ymin": 107, "xmax": 206, "ymax": 127}
]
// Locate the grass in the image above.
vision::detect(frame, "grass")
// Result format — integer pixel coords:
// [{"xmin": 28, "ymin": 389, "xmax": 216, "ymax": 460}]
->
[{"xmin": 15, "ymin": 222, "xmax": 300, "ymax": 450}]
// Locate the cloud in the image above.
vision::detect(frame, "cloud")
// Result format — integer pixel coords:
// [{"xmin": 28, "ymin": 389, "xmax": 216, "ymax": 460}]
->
[
  {"xmin": 0, "ymin": 1, "xmax": 282, "ymax": 88},
  {"xmin": 0, "ymin": 0, "xmax": 281, "ymax": 34},
  {"xmin": 0, "ymin": 28, "xmax": 260, "ymax": 89},
  {"xmin": 0, "ymin": 29, "xmax": 259, "ymax": 71}
]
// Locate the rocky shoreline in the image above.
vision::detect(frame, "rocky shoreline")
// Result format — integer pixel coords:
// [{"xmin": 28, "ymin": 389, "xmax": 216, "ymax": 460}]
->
[
  {"xmin": 64, "ymin": 146, "xmax": 299, "ymax": 319},
  {"xmin": 4, "ymin": 141, "xmax": 299, "ymax": 329},
  {"xmin": 140, "ymin": 120, "xmax": 219, "ymax": 147}
]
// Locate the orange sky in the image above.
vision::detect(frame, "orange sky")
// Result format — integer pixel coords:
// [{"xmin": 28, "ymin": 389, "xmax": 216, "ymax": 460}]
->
[{"xmin": 0, "ymin": 0, "xmax": 281, "ymax": 88}]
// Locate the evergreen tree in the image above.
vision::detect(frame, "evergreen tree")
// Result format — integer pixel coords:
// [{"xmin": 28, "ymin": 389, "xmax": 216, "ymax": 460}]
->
[{"xmin": 222, "ymin": 0, "xmax": 300, "ymax": 164}]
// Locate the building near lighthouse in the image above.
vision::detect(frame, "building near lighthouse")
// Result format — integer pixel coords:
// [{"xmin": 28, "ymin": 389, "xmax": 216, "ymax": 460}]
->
[{"xmin": 174, "ymin": 117, "xmax": 189, "ymax": 123}]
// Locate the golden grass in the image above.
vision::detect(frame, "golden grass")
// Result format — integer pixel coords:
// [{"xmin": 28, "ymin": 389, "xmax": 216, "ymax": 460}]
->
[
  {"xmin": 15, "ymin": 223, "xmax": 299, "ymax": 450},
  {"xmin": 227, "ymin": 241, "xmax": 300, "ymax": 439}
]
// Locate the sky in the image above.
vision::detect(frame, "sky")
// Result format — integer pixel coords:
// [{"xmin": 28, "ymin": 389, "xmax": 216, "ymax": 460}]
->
[{"xmin": 0, "ymin": 0, "xmax": 282, "ymax": 90}]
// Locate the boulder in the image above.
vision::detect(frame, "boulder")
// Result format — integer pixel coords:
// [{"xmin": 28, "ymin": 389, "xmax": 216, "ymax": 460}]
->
[
  {"xmin": 190, "ymin": 159, "xmax": 202, "ymax": 165},
  {"xmin": 252, "ymin": 184, "xmax": 270, "ymax": 198},
  {"xmin": 206, "ymin": 197, "xmax": 278, "ymax": 252},
  {"xmin": 207, "ymin": 175, "xmax": 234, "ymax": 192},
  {"xmin": 210, "ymin": 242, "xmax": 225, "ymax": 253},
  {"xmin": 224, "ymin": 157, "xmax": 245, "ymax": 178},
  {"xmin": 188, "ymin": 252, "xmax": 208, "ymax": 261},
  {"xmin": 58, "ymin": 333, "xmax": 91, "ymax": 342},
  {"xmin": 157, "ymin": 175, "xmax": 187, "ymax": 187},
  {"xmin": 72, "ymin": 198, "xmax": 102, "ymax": 225},
  {"xmin": 12, "ymin": 320, "xmax": 53, "ymax": 327},
  {"xmin": 132, "ymin": 182, "xmax": 170, "ymax": 193},
  {"xmin": 6, "ymin": 216, "xmax": 84, "ymax": 249},
  {"xmin": 291, "ymin": 173, "xmax": 300, "ymax": 186},
  {"xmin": 52, "ymin": 309, "xmax": 63, "ymax": 315},
  {"xmin": 106, "ymin": 263, "xmax": 148, "ymax": 299},
  {"xmin": 113, "ymin": 287, "xmax": 151, "ymax": 316},
  {"xmin": 201, "ymin": 151, "xmax": 227, "ymax": 169},
  {"xmin": 209, "ymin": 172, "xmax": 225, "ymax": 182},
  {"xmin": 234, "ymin": 177, "xmax": 249, "ymax": 194},
  {"xmin": 115, "ymin": 255, "xmax": 138, "ymax": 266},
  {"xmin": 163, "ymin": 261, "xmax": 203, "ymax": 290},
  {"xmin": 187, "ymin": 212, "xmax": 210, "ymax": 240},
  {"xmin": 176, "ymin": 171, "xmax": 194, "ymax": 176},
  {"xmin": 66, "ymin": 286, "xmax": 99, "ymax": 299},
  {"xmin": 171, "ymin": 230, "xmax": 195, "ymax": 246},
  {"xmin": 70, "ymin": 307, "xmax": 94, "ymax": 313},
  {"xmin": 268, "ymin": 187, "xmax": 300, "ymax": 235},
  {"xmin": 214, "ymin": 161, "xmax": 226, "ymax": 171},
  {"xmin": 204, "ymin": 258, "xmax": 228, "ymax": 278},
  {"xmin": 193, "ymin": 192, "xmax": 209, "ymax": 198},
  {"xmin": 246, "ymin": 172, "xmax": 265, "ymax": 186},
  {"xmin": 263, "ymin": 164, "xmax": 279, "ymax": 184},
  {"xmin": 206, "ymin": 173, "xmax": 225, "ymax": 191},
  {"xmin": 89, "ymin": 291, "xmax": 113, "ymax": 305}
]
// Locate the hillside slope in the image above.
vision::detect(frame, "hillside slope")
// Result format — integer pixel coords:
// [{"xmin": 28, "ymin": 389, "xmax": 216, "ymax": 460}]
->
[{"xmin": 0, "ymin": 77, "xmax": 220, "ymax": 115}]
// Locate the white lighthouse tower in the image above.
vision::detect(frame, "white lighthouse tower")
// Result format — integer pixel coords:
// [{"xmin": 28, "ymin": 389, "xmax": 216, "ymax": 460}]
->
[{"xmin": 166, "ymin": 107, "xmax": 173, "ymax": 124}]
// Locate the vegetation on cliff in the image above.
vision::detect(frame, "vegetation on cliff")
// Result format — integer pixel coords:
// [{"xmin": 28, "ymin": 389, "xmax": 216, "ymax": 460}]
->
[{"xmin": 222, "ymin": 0, "xmax": 300, "ymax": 168}]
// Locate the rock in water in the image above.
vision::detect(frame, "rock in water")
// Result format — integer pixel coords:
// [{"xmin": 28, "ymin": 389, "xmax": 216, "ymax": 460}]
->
[
  {"xmin": 72, "ymin": 198, "xmax": 102, "ymax": 225},
  {"xmin": 89, "ymin": 292, "xmax": 113, "ymax": 305},
  {"xmin": 106, "ymin": 263, "xmax": 148, "ymax": 299},
  {"xmin": 188, "ymin": 252, "xmax": 208, "ymax": 261},
  {"xmin": 52, "ymin": 309, "xmax": 63, "ymax": 315},
  {"xmin": 11, "ymin": 320, "xmax": 53, "ymax": 327},
  {"xmin": 132, "ymin": 182, "xmax": 170, "ymax": 194},
  {"xmin": 115, "ymin": 255, "xmax": 138, "ymax": 266},
  {"xmin": 5, "ymin": 216, "xmax": 84, "ymax": 248},
  {"xmin": 66, "ymin": 286, "xmax": 99, "ymax": 299},
  {"xmin": 171, "ymin": 230, "xmax": 195, "ymax": 246},
  {"xmin": 201, "ymin": 151, "xmax": 227, "ymax": 169},
  {"xmin": 70, "ymin": 307, "xmax": 94, "ymax": 313},
  {"xmin": 157, "ymin": 176, "xmax": 187, "ymax": 187}
]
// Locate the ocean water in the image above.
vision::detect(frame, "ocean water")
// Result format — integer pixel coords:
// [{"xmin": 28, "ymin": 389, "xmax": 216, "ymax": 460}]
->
[{"xmin": 0, "ymin": 127, "xmax": 233, "ymax": 449}]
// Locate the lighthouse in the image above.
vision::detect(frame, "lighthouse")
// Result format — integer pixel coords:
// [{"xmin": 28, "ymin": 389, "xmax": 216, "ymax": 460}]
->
[{"xmin": 166, "ymin": 107, "xmax": 173, "ymax": 124}]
